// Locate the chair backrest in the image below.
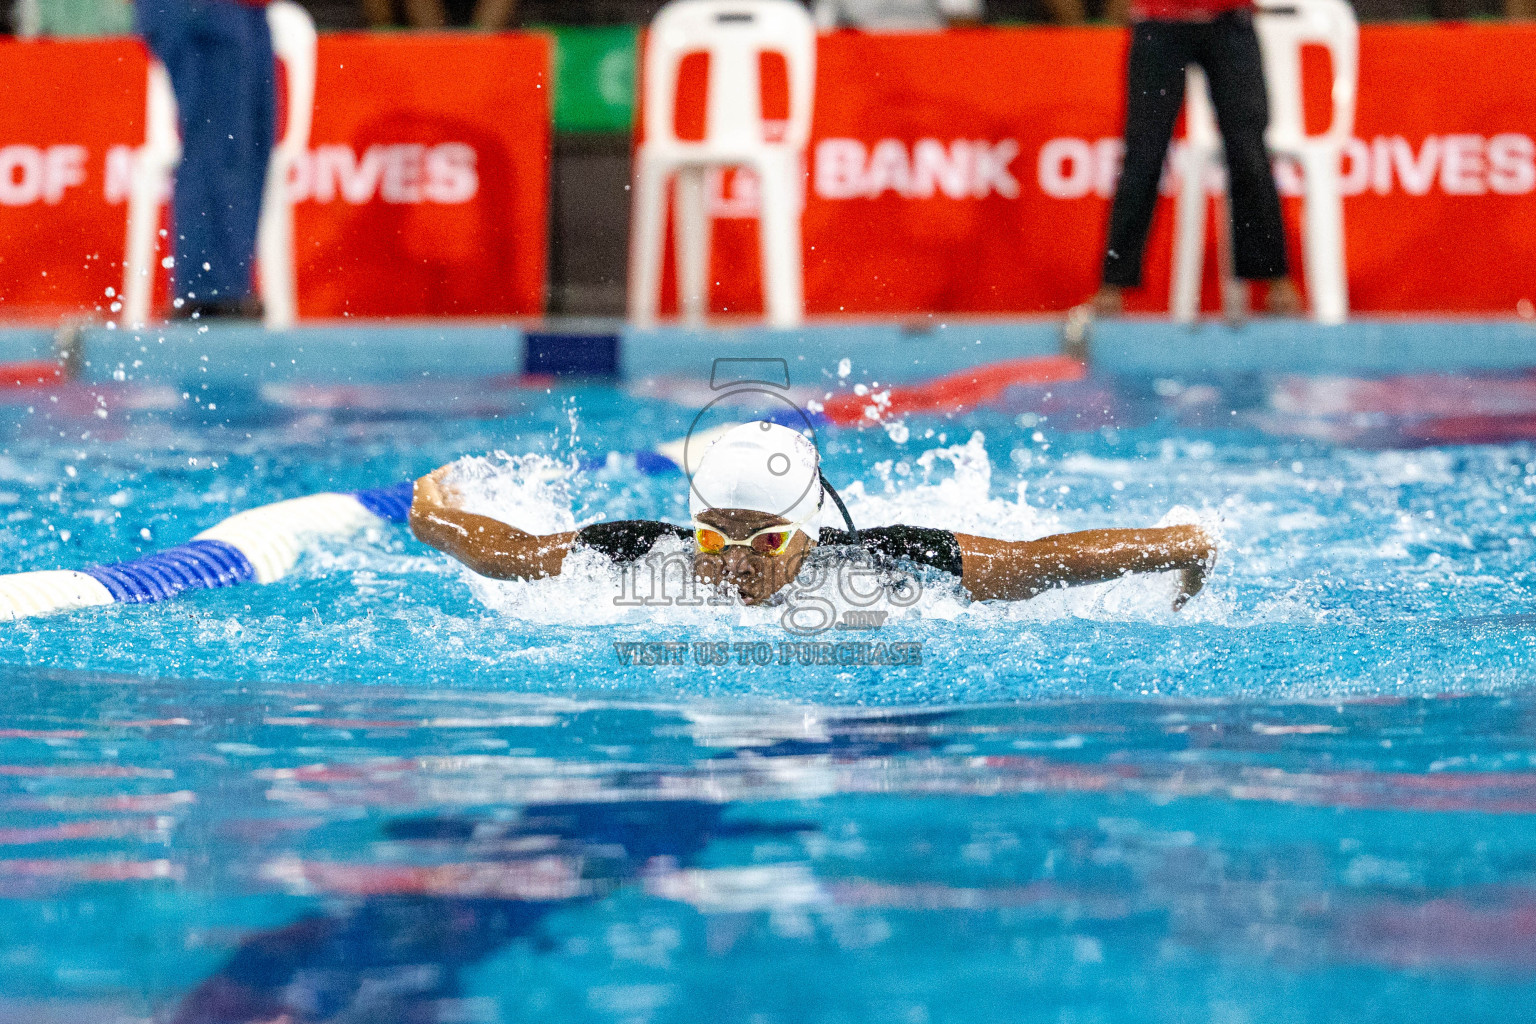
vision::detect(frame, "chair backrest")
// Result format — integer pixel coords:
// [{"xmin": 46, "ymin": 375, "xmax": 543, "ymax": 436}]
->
[
  {"xmin": 267, "ymin": 0, "xmax": 318, "ymax": 160},
  {"xmin": 1254, "ymin": 0, "xmax": 1358, "ymax": 153},
  {"xmin": 642, "ymin": 0, "xmax": 816, "ymax": 153}
]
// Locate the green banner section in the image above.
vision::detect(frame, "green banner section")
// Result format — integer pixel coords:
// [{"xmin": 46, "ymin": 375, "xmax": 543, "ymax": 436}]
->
[
  {"xmin": 546, "ymin": 25, "xmax": 638, "ymax": 134},
  {"xmin": 31, "ymin": 0, "xmax": 134, "ymax": 36}
]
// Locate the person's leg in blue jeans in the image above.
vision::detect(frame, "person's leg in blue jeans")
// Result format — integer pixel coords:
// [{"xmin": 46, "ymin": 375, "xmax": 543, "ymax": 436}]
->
[{"xmin": 136, "ymin": 0, "xmax": 274, "ymax": 316}]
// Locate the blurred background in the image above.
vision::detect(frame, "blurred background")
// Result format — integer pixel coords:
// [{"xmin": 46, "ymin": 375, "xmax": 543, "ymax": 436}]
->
[{"xmin": 0, "ymin": 0, "xmax": 1530, "ymax": 325}]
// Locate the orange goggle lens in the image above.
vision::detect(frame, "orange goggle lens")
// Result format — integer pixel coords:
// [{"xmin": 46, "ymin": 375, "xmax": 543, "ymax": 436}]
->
[
  {"xmin": 696, "ymin": 528, "xmax": 727, "ymax": 553},
  {"xmin": 751, "ymin": 532, "xmax": 789, "ymax": 555}
]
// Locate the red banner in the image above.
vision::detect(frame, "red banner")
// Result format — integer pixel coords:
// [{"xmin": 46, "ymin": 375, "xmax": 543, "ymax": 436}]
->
[
  {"xmin": 0, "ymin": 32, "xmax": 549, "ymax": 322},
  {"xmin": 672, "ymin": 24, "xmax": 1536, "ymax": 317},
  {"xmin": 2, "ymin": 26, "xmax": 1531, "ymax": 321},
  {"xmin": 294, "ymin": 33, "xmax": 549, "ymax": 318},
  {"xmin": 0, "ymin": 39, "xmax": 145, "ymax": 321}
]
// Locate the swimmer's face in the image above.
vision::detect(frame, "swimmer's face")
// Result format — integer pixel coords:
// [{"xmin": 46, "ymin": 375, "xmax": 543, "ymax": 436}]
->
[{"xmin": 692, "ymin": 508, "xmax": 813, "ymax": 606}]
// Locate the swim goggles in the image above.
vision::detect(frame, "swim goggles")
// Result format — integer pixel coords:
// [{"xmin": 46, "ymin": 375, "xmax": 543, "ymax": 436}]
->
[{"xmin": 692, "ymin": 519, "xmax": 806, "ymax": 557}]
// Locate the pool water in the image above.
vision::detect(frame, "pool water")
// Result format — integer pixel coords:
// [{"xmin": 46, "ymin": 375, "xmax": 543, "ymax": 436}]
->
[{"xmin": 3, "ymin": 325, "xmax": 1536, "ymax": 1021}]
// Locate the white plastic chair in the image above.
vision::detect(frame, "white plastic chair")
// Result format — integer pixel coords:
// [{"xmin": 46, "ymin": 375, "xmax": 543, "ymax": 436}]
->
[
  {"xmin": 1170, "ymin": 0, "xmax": 1358, "ymax": 325},
  {"xmin": 628, "ymin": 0, "xmax": 816, "ymax": 329},
  {"xmin": 813, "ymin": 0, "xmax": 982, "ymax": 30},
  {"xmin": 122, "ymin": 0, "xmax": 316, "ymax": 330}
]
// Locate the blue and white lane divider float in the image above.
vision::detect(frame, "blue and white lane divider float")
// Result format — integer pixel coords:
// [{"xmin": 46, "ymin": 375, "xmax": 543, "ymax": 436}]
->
[
  {"xmin": 0, "ymin": 432, "xmax": 704, "ymax": 623},
  {"xmin": 0, "ymin": 482, "xmax": 413, "ymax": 622}
]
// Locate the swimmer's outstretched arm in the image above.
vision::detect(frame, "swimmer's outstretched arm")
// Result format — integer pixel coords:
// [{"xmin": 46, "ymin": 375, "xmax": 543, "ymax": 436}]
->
[
  {"xmin": 409, "ymin": 465, "xmax": 575, "ymax": 580},
  {"xmin": 955, "ymin": 525, "xmax": 1216, "ymax": 610}
]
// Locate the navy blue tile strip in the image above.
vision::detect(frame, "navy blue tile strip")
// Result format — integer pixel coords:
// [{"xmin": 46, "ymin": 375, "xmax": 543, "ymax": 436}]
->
[{"xmin": 525, "ymin": 332, "xmax": 621, "ymax": 377}]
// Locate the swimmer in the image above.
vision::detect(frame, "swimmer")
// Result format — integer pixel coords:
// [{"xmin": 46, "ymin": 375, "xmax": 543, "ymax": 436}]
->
[{"xmin": 410, "ymin": 421, "xmax": 1216, "ymax": 609}]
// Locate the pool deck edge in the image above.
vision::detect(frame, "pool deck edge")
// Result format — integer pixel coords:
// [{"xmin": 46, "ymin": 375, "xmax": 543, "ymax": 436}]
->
[{"xmin": 0, "ymin": 317, "xmax": 1532, "ymax": 385}]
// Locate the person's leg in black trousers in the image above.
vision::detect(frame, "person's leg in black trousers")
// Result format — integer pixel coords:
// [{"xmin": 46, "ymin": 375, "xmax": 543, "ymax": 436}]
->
[
  {"xmin": 1199, "ymin": 10, "xmax": 1299, "ymax": 313},
  {"xmin": 1086, "ymin": 13, "xmax": 1299, "ymax": 317},
  {"xmin": 1092, "ymin": 20, "xmax": 1198, "ymax": 315}
]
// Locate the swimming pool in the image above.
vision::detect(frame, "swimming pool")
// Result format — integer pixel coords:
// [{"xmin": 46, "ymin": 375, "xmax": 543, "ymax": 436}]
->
[{"xmin": 3, "ymin": 319, "xmax": 1536, "ymax": 1021}]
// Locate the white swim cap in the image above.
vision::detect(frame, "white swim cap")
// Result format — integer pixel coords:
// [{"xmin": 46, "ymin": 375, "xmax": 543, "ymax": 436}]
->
[{"xmin": 688, "ymin": 421, "xmax": 824, "ymax": 539}]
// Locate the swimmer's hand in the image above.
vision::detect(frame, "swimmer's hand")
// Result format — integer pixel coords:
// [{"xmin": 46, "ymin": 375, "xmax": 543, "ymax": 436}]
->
[
  {"xmin": 956, "ymin": 524, "xmax": 1216, "ymax": 609},
  {"xmin": 409, "ymin": 462, "xmax": 575, "ymax": 580},
  {"xmin": 412, "ymin": 464, "xmax": 456, "ymax": 510},
  {"xmin": 1172, "ymin": 541, "xmax": 1216, "ymax": 612}
]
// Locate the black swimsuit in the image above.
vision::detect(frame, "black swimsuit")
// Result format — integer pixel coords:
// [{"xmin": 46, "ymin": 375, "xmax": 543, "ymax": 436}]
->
[{"xmin": 572, "ymin": 520, "xmax": 963, "ymax": 578}]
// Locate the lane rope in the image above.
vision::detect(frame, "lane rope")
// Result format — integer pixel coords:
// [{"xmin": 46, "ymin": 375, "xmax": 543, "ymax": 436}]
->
[{"xmin": 0, "ymin": 483, "xmax": 411, "ymax": 622}]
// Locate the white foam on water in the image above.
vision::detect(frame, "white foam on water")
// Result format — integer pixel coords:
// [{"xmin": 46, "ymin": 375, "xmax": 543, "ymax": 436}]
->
[
  {"xmin": 840, "ymin": 431, "xmax": 1061, "ymax": 540},
  {"xmin": 445, "ymin": 451, "xmax": 581, "ymax": 536}
]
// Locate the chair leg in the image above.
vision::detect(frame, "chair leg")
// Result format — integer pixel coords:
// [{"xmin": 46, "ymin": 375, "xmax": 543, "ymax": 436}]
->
[
  {"xmin": 256, "ymin": 150, "xmax": 296, "ymax": 330},
  {"xmin": 1213, "ymin": 190, "xmax": 1249, "ymax": 322},
  {"xmin": 1171, "ymin": 139, "xmax": 1210, "ymax": 324},
  {"xmin": 674, "ymin": 166, "xmax": 710, "ymax": 327},
  {"xmin": 122, "ymin": 157, "xmax": 163, "ymax": 329},
  {"xmin": 1301, "ymin": 149, "xmax": 1348, "ymax": 325},
  {"xmin": 124, "ymin": 63, "xmax": 178, "ymax": 328},
  {"xmin": 757, "ymin": 157, "xmax": 804, "ymax": 329},
  {"xmin": 627, "ymin": 157, "xmax": 670, "ymax": 328}
]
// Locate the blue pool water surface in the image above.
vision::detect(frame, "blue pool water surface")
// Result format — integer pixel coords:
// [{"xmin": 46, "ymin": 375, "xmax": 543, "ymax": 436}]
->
[{"xmin": 3, "ymin": 320, "xmax": 1536, "ymax": 1021}]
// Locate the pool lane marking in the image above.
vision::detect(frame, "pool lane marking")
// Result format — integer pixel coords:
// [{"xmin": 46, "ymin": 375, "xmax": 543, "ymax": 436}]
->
[{"xmin": 818, "ymin": 355, "xmax": 1085, "ymax": 425}]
